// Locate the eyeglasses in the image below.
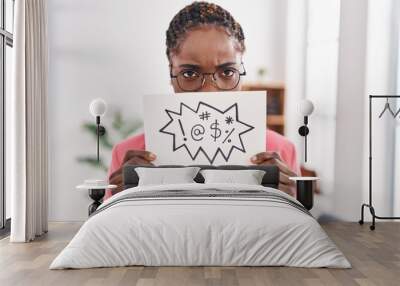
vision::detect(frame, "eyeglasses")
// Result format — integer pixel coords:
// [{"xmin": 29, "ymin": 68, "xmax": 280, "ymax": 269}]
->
[{"xmin": 170, "ymin": 63, "xmax": 246, "ymax": 92}]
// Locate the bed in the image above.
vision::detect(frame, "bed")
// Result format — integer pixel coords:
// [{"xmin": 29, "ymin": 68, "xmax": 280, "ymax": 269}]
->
[{"xmin": 50, "ymin": 165, "xmax": 351, "ymax": 269}]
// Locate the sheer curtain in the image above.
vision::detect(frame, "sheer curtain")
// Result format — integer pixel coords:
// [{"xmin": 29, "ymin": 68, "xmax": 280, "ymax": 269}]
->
[
  {"xmin": 393, "ymin": 1, "xmax": 400, "ymax": 217},
  {"xmin": 9, "ymin": 0, "xmax": 48, "ymax": 242},
  {"xmin": 302, "ymin": 0, "xmax": 340, "ymax": 219}
]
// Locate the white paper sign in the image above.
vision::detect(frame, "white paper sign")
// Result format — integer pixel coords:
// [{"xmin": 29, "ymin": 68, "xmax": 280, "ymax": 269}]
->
[{"xmin": 143, "ymin": 91, "xmax": 266, "ymax": 165}]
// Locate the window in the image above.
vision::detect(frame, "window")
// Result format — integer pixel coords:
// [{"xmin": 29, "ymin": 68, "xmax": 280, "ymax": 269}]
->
[{"xmin": 0, "ymin": 0, "xmax": 14, "ymax": 233}]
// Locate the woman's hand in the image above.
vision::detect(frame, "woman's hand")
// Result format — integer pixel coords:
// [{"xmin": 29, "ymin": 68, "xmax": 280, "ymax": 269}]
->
[
  {"xmin": 109, "ymin": 150, "xmax": 156, "ymax": 195},
  {"xmin": 250, "ymin": 151, "xmax": 297, "ymax": 197}
]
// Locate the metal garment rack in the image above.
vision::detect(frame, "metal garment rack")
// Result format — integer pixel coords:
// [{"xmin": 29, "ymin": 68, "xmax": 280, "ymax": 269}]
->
[{"xmin": 359, "ymin": 95, "xmax": 400, "ymax": 230}]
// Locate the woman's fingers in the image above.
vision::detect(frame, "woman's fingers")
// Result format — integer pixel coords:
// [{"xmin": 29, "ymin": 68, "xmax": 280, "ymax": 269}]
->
[
  {"xmin": 124, "ymin": 156, "xmax": 155, "ymax": 167},
  {"xmin": 109, "ymin": 154, "xmax": 155, "ymax": 186},
  {"xmin": 112, "ymin": 185, "xmax": 124, "ymax": 196},
  {"xmin": 122, "ymin": 150, "xmax": 157, "ymax": 164},
  {"xmin": 254, "ymin": 159, "xmax": 296, "ymax": 195},
  {"xmin": 254, "ymin": 157, "xmax": 295, "ymax": 178},
  {"xmin": 251, "ymin": 151, "xmax": 280, "ymax": 163},
  {"xmin": 110, "ymin": 157, "xmax": 154, "ymax": 181},
  {"xmin": 251, "ymin": 151, "xmax": 297, "ymax": 177},
  {"xmin": 109, "ymin": 172, "xmax": 122, "ymax": 187},
  {"xmin": 109, "ymin": 168, "xmax": 122, "ymax": 182},
  {"xmin": 251, "ymin": 151, "xmax": 297, "ymax": 197},
  {"xmin": 278, "ymin": 183, "xmax": 296, "ymax": 197},
  {"xmin": 280, "ymin": 172, "xmax": 295, "ymax": 186},
  {"xmin": 279, "ymin": 173, "xmax": 296, "ymax": 196}
]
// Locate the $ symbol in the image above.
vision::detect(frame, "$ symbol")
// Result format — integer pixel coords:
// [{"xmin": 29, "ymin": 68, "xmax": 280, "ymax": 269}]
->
[{"xmin": 210, "ymin": 120, "xmax": 221, "ymax": 142}]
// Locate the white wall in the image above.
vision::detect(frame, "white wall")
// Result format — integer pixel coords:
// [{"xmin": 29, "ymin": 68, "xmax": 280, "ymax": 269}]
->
[{"xmin": 47, "ymin": 0, "xmax": 288, "ymax": 221}]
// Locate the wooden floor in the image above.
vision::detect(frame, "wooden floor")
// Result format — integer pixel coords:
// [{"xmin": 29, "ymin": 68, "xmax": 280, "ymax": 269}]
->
[{"xmin": 0, "ymin": 222, "xmax": 399, "ymax": 286}]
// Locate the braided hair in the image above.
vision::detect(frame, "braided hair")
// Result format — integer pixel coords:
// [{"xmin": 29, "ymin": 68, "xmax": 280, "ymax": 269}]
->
[{"xmin": 166, "ymin": 1, "xmax": 245, "ymax": 60}]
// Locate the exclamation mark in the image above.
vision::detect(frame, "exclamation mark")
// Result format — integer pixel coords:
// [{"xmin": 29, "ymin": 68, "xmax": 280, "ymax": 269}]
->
[{"xmin": 178, "ymin": 119, "xmax": 187, "ymax": 141}]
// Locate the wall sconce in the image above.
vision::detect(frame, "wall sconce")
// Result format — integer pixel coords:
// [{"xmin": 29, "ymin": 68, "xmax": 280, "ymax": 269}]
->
[
  {"xmin": 89, "ymin": 98, "xmax": 107, "ymax": 162},
  {"xmin": 298, "ymin": 99, "xmax": 314, "ymax": 163},
  {"xmin": 292, "ymin": 99, "xmax": 317, "ymax": 211}
]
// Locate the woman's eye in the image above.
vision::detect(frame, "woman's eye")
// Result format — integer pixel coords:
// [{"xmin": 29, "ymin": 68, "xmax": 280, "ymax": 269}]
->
[
  {"xmin": 182, "ymin": 70, "xmax": 199, "ymax": 79},
  {"xmin": 221, "ymin": 69, "xmax": 235, "ymax": 78}
]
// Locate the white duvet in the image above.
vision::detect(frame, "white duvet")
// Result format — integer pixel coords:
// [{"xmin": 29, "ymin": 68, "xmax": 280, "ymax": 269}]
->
[{"xmin": 50, "ymin": 183, "xmax": 351, "ymax": 269}]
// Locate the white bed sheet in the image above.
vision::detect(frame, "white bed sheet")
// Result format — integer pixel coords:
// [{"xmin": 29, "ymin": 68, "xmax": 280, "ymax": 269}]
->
[{"xmin": 50, "ymin": 183, "xmax": 351, "ymax": 269}]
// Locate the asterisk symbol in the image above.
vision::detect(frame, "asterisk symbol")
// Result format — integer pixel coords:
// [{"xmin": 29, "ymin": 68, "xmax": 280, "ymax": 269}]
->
[{"xmin": 225, "ymin": 116, "xmax": 234, "ymax": 125}]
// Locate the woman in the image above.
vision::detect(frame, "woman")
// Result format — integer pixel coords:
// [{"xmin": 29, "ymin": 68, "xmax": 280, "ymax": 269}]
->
[{"xmin": 106, "ymin": 1, "xmax": 299, "ymax": 200}]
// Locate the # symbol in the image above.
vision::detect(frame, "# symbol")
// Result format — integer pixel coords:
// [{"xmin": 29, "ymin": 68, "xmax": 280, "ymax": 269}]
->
[
  {"xmin": 210, "ymin": 119, "xmax": 222, "ymax": 142},
  {"xmin": 199, "ymin": 111, "xmax": 211, "ymax": 121},
  {"xmin": 191, "ymin": 124, "xmax": 205, "ymax": 141}
]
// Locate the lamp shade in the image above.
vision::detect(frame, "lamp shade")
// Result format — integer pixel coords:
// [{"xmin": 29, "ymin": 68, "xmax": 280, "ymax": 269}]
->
[
  {"xmin": 89, "ymin": 98, "xmax": 107, "ymax": 117},
  {"xmin": 299, "ymin": 99, "xmax": 314, "ymax": 116}
]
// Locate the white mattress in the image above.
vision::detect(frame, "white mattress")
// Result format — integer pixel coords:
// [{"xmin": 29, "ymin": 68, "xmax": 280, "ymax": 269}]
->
[{"xmin": 50, "ymin": 183, "xmax": 351, "ymax": 269}]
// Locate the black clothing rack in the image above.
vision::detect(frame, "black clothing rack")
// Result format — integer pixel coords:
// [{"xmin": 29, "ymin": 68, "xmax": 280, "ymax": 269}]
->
[{"xmin": 359, "ymin": 95, "xmax": 400, "ymax": 230}]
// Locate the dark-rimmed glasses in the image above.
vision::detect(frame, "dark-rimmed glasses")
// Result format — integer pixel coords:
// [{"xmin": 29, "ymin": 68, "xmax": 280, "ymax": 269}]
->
[{"xmin": 170, "ymin": 63, "xmax": 246, "ymax": 91}]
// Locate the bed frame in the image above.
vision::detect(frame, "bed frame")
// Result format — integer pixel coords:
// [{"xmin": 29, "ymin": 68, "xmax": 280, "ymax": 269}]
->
[{"xmin": 123, "ymin": 165, "xmax": 280, "ymax": 190}]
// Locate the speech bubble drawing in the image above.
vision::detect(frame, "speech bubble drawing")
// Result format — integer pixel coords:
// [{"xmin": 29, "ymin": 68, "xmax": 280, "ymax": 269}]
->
[{"xmin": 159, "ymin": 101, "xmax": 254, "ymax": 164}]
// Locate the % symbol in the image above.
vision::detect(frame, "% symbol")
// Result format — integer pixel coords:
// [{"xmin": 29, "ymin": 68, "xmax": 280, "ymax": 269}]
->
[{"xmin": 222, "ymin": 128, "xmax": 235, "ymax": 144}]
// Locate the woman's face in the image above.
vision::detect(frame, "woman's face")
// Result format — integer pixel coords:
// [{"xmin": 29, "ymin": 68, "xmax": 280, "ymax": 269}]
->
[{"xmin": 169, "ymin": 26, "xmax": 244, "ymax": 93}]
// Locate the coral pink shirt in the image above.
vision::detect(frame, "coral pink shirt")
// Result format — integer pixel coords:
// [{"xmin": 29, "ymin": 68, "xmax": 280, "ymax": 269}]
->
[{"xmin": 105, "ymin": 130, "xmax": 300, "ymax": 201}]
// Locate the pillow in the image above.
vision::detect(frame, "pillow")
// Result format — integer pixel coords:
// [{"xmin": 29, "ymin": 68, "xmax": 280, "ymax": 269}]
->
[
  {"xmin": 200, "ymin": 169, "xmax": 266, "ymax": 185},
  {"xmin": 135, "ymin": 167, "xmax": 201, "ymax": 186}
]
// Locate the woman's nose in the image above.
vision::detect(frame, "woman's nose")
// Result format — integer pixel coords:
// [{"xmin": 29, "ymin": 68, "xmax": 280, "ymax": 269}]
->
[{"xmin": 199, "ymin": 75, "xmax": 219, "ymax": 92}]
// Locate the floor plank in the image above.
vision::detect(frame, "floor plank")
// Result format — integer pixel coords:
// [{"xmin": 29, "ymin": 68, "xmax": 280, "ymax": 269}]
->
[{"xmin": 0, "ymin": 222, "xmax": 399, "ymax": 286}]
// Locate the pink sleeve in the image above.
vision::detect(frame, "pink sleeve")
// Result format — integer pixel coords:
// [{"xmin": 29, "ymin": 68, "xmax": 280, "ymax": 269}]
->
[
  {"xmin": 104, "ymin": 144, "xmax": 121, "ymax": 201},
  {"xmin": 103, "ymin": 133, "xmax": 146, "ymax": 201},
  {"xmin": 288, "ymin": 143, "xmax": 301, "ymax": 176}
]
